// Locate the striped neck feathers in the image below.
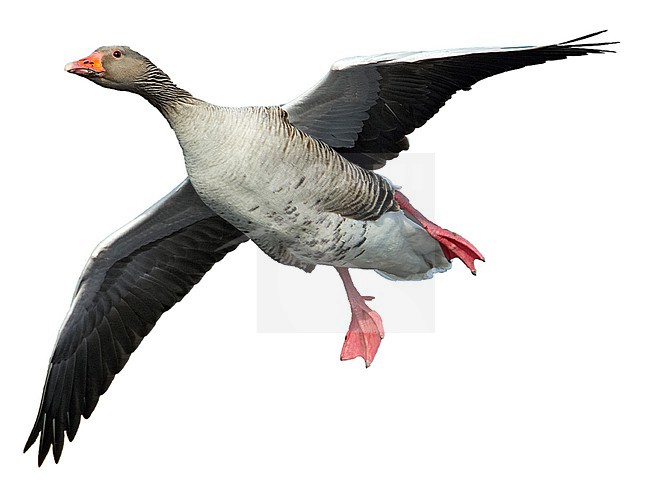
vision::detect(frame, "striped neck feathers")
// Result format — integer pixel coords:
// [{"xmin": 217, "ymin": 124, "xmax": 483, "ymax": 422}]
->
[{"xmin": 133, "ymin": 61, "xmax": 194, "ymax": 115}]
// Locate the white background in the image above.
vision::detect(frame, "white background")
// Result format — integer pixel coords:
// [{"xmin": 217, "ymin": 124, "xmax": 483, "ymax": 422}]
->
[{"xmin": 1, "ymin": 1, "xmax": 648, "ymax": 484}]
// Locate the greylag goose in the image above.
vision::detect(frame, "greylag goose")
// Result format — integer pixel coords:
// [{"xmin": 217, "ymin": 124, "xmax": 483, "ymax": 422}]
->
[{"xmin": 25, "ymin": 31, "xmax": 616, "ymax": 465}]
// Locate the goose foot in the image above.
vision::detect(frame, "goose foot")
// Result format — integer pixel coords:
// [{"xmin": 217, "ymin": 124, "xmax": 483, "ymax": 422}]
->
[
  {"xmin": 394, "ymin": 191, "xmax": 485, "ymax": 275},
  {"xmin": 336, "ymin": 268, "xmax": 384, "ymax": 367}
]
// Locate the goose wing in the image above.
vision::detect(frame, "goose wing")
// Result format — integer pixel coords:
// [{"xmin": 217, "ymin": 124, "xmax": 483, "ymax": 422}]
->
[
  {"xmin": 24, "ymin": 179, "xmax": 247, "ymax": 465},
  {"xmin": 283, "ymin": 31, "xmax": 616, "ymax": 169}
]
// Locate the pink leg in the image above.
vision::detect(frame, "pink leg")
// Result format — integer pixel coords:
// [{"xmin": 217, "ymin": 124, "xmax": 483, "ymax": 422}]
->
[
  {"xmin": 394, "ymin": 191, "xmax": 485, "ymax": 275},
  {"xmin": 336, "ymin": 268, "xmax": 384, "ymax": 367}
]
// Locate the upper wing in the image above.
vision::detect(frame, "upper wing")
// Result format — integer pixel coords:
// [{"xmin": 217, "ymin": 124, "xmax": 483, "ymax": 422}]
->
[
  {"xmin": 283, "ymin": 31, "xmax": 617, "ymax": 169},
  {"xmin": 24, "ymin": 179, "xmax": 248, "ymax": 466}
]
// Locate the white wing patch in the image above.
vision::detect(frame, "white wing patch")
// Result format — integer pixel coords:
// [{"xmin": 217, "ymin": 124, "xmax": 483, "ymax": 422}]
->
[{"xmin": 331, "ymin": 46, "xmax": 535, "ymax": 71}]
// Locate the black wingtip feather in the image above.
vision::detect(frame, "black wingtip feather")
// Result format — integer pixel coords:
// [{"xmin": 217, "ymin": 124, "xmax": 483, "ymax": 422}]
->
[
  {"xmin": 52, "ymin": 419, "xmax": 65, "ymax": 463},
  {"xmin": 560, "ymin": 30, "xmax": 608, "ymax": 44},
  {"xmin": 37, "ymin": 413, "xmax": 52, "ymax": 467},
  {"xmin": 24, "ymin": 424, "xmax": 40, "ymax": 453},
  {"xmin": 67, "ymin": 411, "xmax": 81, "ymax": 442},
  {"xmin": 567, "ymin": 41, "xmax": 619, "ymax": 48}
]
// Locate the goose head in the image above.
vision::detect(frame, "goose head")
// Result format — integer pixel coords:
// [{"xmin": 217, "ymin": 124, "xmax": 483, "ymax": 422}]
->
[
  {"xmin": 65, "ymin": 46, "xmax": 154, "ymax": 92},
  {"xmin": 65, "ymin": 46, "xmax": 192, "ymax": 111}
]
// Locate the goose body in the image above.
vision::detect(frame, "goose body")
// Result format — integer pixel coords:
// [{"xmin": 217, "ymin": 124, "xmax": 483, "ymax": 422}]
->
[
  {"xmin": 25, "ymin": 32, "xmax": 616, "ymax": 465},
  {"xmin": 169, "ymin": 103, "xmax": 447, "ymax": 278}
]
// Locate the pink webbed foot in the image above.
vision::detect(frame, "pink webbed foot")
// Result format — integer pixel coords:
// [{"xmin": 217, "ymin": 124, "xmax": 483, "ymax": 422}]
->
[
  {"xmin": 394, "ymin": 191, "xmax": 485, "ymax": 275},
  {"xmin": 336, "ymin": 268, "xmax": 384, "ymax": 367}
]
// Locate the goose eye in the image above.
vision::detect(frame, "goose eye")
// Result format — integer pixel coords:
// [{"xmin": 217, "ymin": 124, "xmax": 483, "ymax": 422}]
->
[{"xmin": 112, "ymin": 50, "xmax": 122, "ymax": 58}]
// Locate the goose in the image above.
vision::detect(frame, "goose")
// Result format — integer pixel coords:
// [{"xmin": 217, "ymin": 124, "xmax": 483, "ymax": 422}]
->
[{"xmin": 25, "ymin": 31, "xmax": 616, "ymax": 465}]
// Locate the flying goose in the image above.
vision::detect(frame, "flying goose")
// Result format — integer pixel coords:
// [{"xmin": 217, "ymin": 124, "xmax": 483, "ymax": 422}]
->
[{"xmin": 25, "ymin": 31, "xmax": 616, "ymax": 465}]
